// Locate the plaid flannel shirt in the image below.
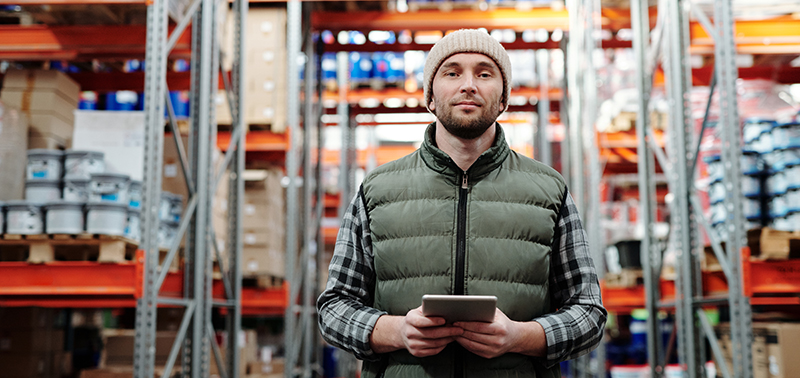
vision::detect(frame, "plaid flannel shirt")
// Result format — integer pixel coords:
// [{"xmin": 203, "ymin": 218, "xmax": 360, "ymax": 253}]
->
[{"xmin": 317, "ymin": 186, "xmax": 607, "ymax": 367}]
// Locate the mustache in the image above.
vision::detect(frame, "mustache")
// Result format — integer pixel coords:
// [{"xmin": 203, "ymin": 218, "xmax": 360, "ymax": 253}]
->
[{"xmin": 449, "ymin": 96, "xmax": 484, "ymax": 106}]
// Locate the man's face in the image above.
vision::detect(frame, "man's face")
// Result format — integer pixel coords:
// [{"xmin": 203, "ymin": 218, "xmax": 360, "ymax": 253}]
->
[{"xmin": 429, "ymin": 53, "xmax": 504, "ymax": 140}]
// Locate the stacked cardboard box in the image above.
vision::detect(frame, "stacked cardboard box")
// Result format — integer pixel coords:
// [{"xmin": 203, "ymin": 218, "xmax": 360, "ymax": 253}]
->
[
  {"xmin": 99, "ymin": 329, "xmax": 177, "ymax": 368},
  {"xmin": 0, "ymin": 307, "xmax": 66, "ymax": 378},
  {"xmin": 715, "ymin": 322, "xmax": 800, "ymax": 378},
  {"xmin": 72, "ymin": 110, "xmax": 145, "ymax": 180},
  {"xmin": 217, "ymin": 8, "xmax": 287, "ymax": 132},
  {"xmin": 209, "ymin": 329, "xmax": 258, "ymax": 378},
  {"xmin": 0, "ymin": 100, "xmax": 29, "ymax": 200},
  {"xmin": 1, "ymin": 69, "xmax": 79, "ymax": 149},
  {"xmin": 241, "ymin": 168, "xmax": 285, "ymax": 278}
]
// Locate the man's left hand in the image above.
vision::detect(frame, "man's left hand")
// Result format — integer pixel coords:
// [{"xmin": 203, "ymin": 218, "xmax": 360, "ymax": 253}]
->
[{"xmin": 453, "ymin": 308, "xmax": 546, "ymax": 359}]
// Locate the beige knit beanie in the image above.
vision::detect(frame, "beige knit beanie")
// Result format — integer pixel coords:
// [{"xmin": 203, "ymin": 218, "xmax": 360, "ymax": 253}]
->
[{"xmin": 423, "ymin": 29, "xmax": 512, "ymax": 112}]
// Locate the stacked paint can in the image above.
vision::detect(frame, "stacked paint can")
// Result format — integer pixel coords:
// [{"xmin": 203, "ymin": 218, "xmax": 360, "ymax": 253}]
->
[
  {"xmin": 14, "ymin": 148, "xmax": 148, "ymax": 241},
  {"xmin": 704, "ymin": 150, "xmax": 765, "ymax": 242},
  {"xmin": 743, "ymin": 118, "xmax": 800, "ymax": 231},
  {"xmin": 158, "ymin": 192, "xmax": 183, "ymax": 249}
]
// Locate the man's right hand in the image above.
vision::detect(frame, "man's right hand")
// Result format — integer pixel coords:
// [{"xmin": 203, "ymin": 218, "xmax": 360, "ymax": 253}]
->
[{"xmin": 370, "ymin": 306, "xmax": 464, "ymax": 357}]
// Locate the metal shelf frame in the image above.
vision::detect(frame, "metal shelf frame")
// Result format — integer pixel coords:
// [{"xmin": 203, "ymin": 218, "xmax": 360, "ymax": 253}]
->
[
  {"xmin": 630, "ymin": 0, "xmax": 753, "ymax": 377},
  {"xmin": 564, "ymin": 0, "xmax": 606, "ymax": 376},
  {"xmin": 134, "ymin": 0, "xmax": 247, "ymax": 377},
  {"xmin": 285, "ymin": 2, "xmax": 325, "ymax": 378}
]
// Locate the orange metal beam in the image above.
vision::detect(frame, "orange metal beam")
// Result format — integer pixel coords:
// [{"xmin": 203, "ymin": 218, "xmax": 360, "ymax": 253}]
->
[
  {"xmin": 217, "ymin": 130, "xmax": 289, "ymax": 152},
  {"xmin": 313, "ymin": 8, "xmax": 571, "ymax": 32},
  {"xmin": 0, "ymin": 24, "xmax": 192, "ymax": 61},
  {"xmin": 690, "ymin": 16, "xmax": 800, "ymax": 55}
]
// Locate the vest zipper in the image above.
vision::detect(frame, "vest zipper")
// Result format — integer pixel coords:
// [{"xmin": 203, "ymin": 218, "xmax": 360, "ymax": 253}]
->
[
  {"xmin": 454, "ymin": 170, "xmax": 468, "ymax": 378},
  {"xmin": 455, "ymin": 170, "xmax": 468, "ymax": 295}
]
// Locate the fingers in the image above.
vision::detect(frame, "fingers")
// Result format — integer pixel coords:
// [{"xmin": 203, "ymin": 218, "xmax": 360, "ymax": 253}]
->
[{"xmin": 455, "ymin": 336, "xmax": 499, "ymax": 359}]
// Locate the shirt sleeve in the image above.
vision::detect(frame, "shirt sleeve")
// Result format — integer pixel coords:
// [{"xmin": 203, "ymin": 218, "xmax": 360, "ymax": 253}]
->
[
  {"xmin": 534, "ymin": 190, "xmax": 608, "ymax": 367},
  {"xmin": 317, "ymin": 186, "xmax": 386, "ymax": 361}
]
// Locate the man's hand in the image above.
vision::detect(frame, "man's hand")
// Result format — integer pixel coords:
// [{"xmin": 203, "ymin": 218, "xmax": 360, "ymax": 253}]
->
[
  {"xmin": 370, "ymin": 307, "xmax": 464, "ymax": 357},
  {"xmin": 453, "ymin": 308, "xmax": 547, "ymax": 359}
]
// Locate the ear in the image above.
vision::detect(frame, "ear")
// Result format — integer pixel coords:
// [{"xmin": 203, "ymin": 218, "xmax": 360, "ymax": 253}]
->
[{"xmin": 429, "ymin": 98, "xmax": 436, "ymax": 112}]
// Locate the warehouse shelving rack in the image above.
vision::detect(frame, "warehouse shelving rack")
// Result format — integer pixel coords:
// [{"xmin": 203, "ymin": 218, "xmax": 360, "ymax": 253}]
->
[
  {"xmin": 135, "ymin": 0, "xmax": 250, "ymax": 377},
  {"xmin": 625, "ymin": 0, "xmax": 800, "ymax": 377}
]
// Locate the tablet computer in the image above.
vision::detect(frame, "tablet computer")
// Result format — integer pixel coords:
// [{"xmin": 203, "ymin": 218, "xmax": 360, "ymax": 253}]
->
[{"xmin": 421, "ymin": 294, "xmax": 497, "ymax": 323}]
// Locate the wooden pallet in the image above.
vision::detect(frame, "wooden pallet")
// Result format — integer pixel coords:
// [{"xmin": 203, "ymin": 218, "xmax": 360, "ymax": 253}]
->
[
  {"xmin": 242, "ymin": 274, "xmax": 284, "ymax": 289},
  {"xmin": 748, "ymin": 227, "xmax": 800, "ymax": 260},
  {"xmin": 604, "ymin": 269, "xmax": 644, "ymax": 289},
  {"xmin": 0, "ymin": 234, "xmax": 138, "ymax": 263}
]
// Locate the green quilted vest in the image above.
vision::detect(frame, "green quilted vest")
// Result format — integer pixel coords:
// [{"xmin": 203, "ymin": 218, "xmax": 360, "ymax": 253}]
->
[{"xmin": 360, "ymin": 124, "xmax": 566, "ymax": 378}]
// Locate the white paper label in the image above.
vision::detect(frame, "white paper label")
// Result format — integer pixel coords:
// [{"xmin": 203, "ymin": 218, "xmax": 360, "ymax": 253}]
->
[
  {"xmin": 245, "ymin": 204, "xmax": 256, "ymax": 215},
  {"xmin": 246, "ymin": 260, "xmax": 258, "ymax": 272},
  {"xmin": 165, "ymin": 163, "xmax": 178, "ymax": 178},
  {"xmin": 245, "ymin": 233, "xmax": 256, "ymax": 245}
]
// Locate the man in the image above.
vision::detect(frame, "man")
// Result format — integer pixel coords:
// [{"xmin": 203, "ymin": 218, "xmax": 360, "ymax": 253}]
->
[{"xmin": 317, "ymin": 29, "xmax": 606, "ymax": 378}]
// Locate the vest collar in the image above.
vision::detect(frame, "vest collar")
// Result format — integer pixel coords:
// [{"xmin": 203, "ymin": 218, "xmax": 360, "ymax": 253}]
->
[{"xmin": 420, "ymin": 122, "xmax": 510, "ymax": 185}]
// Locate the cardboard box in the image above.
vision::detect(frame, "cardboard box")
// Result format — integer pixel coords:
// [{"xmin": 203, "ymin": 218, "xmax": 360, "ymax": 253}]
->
[
  {"xmin": 0, "ymin": 329, "xmax": 63, "ymax": 353},
  {"xmin": 763, "ymin": 322, "xmax": 800, "ymax": 378},
  {"xmin": 100, "ymin": 329, "xmax": 178, "ymax": 368},
  {"xmin": 0, "ymin": 307, "xmax": 54, "ymax": 330},
  {"xmin": 243, "ymin": 245, "xmax": 284, "ymax": 278},
  {"xmin": 28, "ymin": 112, "xmax": 74, "ymax": 142},
  {"xmin": 0, "ymin": 103, "xmax": 28, "ymax": 201},
  {"xmin": 1, "ymin": 69, "xmax": 80, "ymax": 102},
  {"xmin": 748, "ymin": 228, "xmax": 800, "ymax": 260},
  {"xmin": 72, "ymin": 110, "xmax": 145, "ymax": 180},
  {"xmin": 0, "ymin": 352, "xmax": 52, "ymax": 378},
  {"xmin": 1, "ymin": 89, "xmax": 78, "ymax": 120}
]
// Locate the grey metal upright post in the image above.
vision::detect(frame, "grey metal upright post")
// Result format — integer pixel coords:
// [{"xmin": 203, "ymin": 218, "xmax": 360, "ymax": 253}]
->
[
  {"xmin": 536, "ymin": 49, "xmax": 551, "ymax": 166},
  {"xmin": 301, "ymin": 4, "xmax": 321, "ymax": 377},
  {"xmin": 631, "ymin": 0, "xmax": 664, "ymax": 376},
  {"xmin": 134, "ymin": 1, "xmax": 168, "ymax": 377},
  {"xmin": 336, "ymin": 50, "xmax": 352, "ymax": 221},
  {"xmin": 187, "ymin": 0, "xmax": 217, "ymax": 375},
  {"xmin": 566, "ymin": 0, "xmax": 585, "ymax": 211},
  {"xmin": 664, "ymin": 0, "xmax": 704, "ymax": 376},
  {"xmin": 583, "ymin": 1, "xmax": 605, "ymax": 376},
  {"xmin": 285, "ymin": 1, "xmax": 303, "ymax": 377},
  {"xmin": 714, "ymin": 0, "xmax": 753, "ymax": 376},
  {"xmin": 224, "ymin": 0, "xmax": 247, "ymax": 377}
]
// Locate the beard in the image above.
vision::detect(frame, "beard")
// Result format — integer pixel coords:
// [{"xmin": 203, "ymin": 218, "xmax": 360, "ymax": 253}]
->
[{"xmin": 433, "ymin": 96, "xmax": 501, "ymax": 140}]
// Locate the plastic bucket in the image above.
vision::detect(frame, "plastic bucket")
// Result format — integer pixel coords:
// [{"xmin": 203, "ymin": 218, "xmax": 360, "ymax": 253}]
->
[
  {"xmin": 772, "ymin": 122, "xmax": 800, "ymax": 149},
  {"xmin": 27, "ymin": 149, "xmax": 64, "ymax": 181},
  {"xmin": 770, "ymin": 210, "xmax": 799, "ymax": 232},
  {"xmin": 708, "ymin": 180, "xmax": 726, "ymax": 204},
  {"xmin": 63, "ymin": 179, "xmax": 90, "ymax": 201},
  {"xmin": 159, "ymin": 192, "xmax": 183, "ymax": 223},
  {"xmin": 787, "ymin": 163, "xmax": 800, "ymax": 190},
  {"xmin": 25, "ymin": 180, "xmax": 61, "ymax": 203},
  {"xmin": 769, "ymin": 194, "xmax": 789, "ymax": 219},
  {"xmin": 64, "ymin": 150, "xmax": 105, "ymax": 180},
  {"xmin": 90, "ymin": 173, "xmax": 131, "ymax": 204},
  {"xmin": 5, "ymin": 201, "xmax": 44, "ymax": 234},
  {"xmin": 44, "ymin": 201, "xmax": 85, "ymax": 234},
  {"xmin": 129, "ymin": 180, "xmax": 143, "ymax": 209},
  {"xmin": 742, "ymin": 173, "xmax": 762, "ymax": 197},
  {"xmin": 741, "ymin": 150, "xmax": 762, "ymax": 174},
  {"xmin": 766, "ymin": 170, "xmax": 787, "ymax": 196},
  {"xmin": 786, "ymin": 188, "xmax": 800, "ymax": 213},
  {"xmin": 744, "ymin": 196, "xmax": 761, "ymax": 219},
  {"xmin": 125, "ymin": 206, "xmax": 141, "ymax": 242},
  {"xmin": 770, "ymin": 147, "xmax": 800, "ymax": 171},
  {"xmin": 743, "ymin": 118, "xmax": 776, "ymax": 144},
  {"xmin": 86, "ymin": 202, "xmax": 128, "ymax": 236},
  {"xmin": 704, "ymin": 154, "xmax": 722, "ymax": 181},
  {"xmin": 158, "ymin": 220, "xmax": 179, "ymax": 249}
]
